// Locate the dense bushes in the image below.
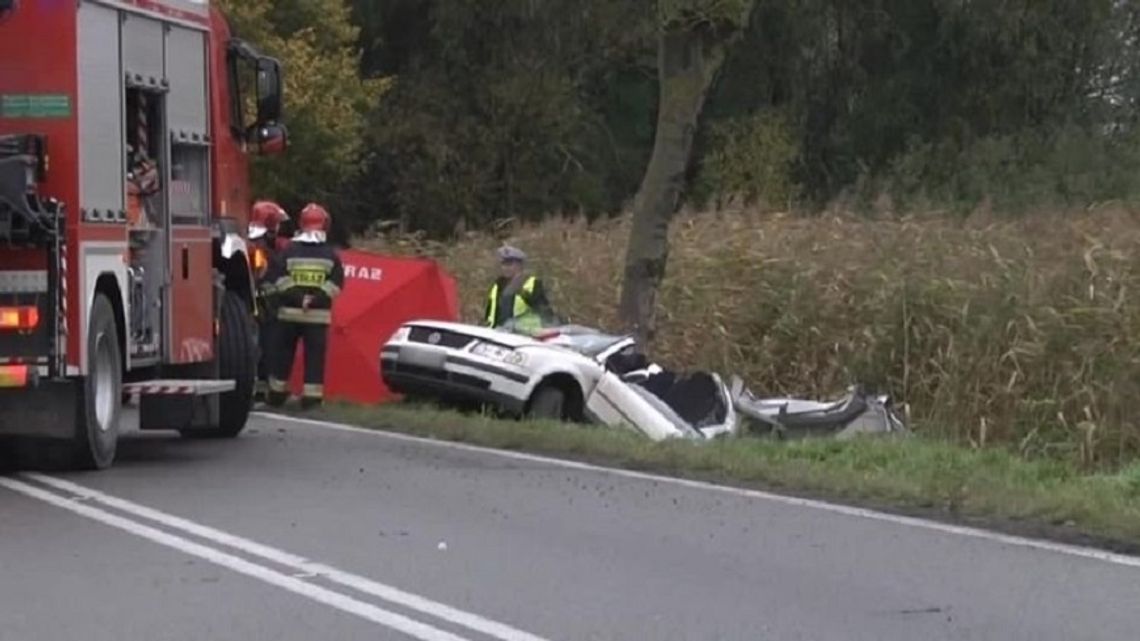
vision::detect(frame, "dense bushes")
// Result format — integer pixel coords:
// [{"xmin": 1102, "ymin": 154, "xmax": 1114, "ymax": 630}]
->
[
  {"xmin": 303, "ymin": 0, "xmax": 1140, "ymax": 236},
  {"xmin": 874, "ymin": 126, "xmax": 1140, "ymax": 215}
]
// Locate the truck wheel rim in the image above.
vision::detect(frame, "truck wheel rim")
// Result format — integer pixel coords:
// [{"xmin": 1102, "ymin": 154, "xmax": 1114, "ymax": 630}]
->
[{"xmin": 93, "ymin": 332, "xmax": 116, "ymax": 432}]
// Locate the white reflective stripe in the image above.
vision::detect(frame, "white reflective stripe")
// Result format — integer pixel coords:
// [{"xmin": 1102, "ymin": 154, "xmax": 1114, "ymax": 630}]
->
[
  {"xmin": 0, "ymin": 270, "xmax": 49, "ymax": 293},
  {"xmin": 286, "ymin": 257, "xmax": 335, "ymax": 270},
  {"xmin": 292, "ymin": 231, "xmax": 327, "ymax": 244},
  {"xmin": 0, "ymin": 357, "xmax": 50, "ymax": 365},
  {"xmin": 277, "ymin": 307, "xmax": 332, "ymax": 324}
]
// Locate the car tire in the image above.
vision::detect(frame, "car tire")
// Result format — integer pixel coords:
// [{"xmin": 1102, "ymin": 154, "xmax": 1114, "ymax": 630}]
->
[{"xmin": 527, "ymin": 385, "xmax": 566, "ymax": 421}]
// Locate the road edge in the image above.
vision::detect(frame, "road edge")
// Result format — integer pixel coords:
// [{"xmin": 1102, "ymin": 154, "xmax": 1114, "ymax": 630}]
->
[{"xmin": 255, "ymin": 411, "xmax": 1140, "ymax": 569}]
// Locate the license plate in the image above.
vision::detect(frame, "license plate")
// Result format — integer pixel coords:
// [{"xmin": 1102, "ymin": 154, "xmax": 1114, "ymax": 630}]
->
[{"xmin": 399, "ymin": 346, "xmax": 446, "ymax": 370}]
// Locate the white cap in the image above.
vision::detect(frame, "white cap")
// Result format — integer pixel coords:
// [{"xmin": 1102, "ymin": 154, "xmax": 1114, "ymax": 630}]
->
[{"xmin": 497, "ymin": 245, "xmax": 527, "ymax": 262}]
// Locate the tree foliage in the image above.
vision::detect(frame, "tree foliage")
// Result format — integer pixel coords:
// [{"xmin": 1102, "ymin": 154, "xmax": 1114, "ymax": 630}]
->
[
  {"xmin": 705, "ymin": 0, "xmax": 1136, "ymax": 207},
  {"xmin": 353, "ymin": 0, "xmax": 654, "ymax": 236},
  {"xmin": 217, "ymin": 0, "xmax": 387, "ymax": 231},
  {"xmin": 658, "ymin": 0, "xmax": 753, "ymax": 30},
  {"xmin": 220, "ymin": 0, "xmax": 1140, "ymax": 237}
]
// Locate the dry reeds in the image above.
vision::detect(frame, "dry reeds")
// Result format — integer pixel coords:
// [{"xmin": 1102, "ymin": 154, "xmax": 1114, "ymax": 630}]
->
[{"xmin": 357, "ymin": 205, "xmax": 1140, "ymax": 465}]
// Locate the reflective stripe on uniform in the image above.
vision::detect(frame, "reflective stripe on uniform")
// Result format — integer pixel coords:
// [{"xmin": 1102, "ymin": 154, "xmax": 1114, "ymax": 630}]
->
[
  {"xmin": 268, "ymin": 378, "xmax": 289, "ymax": 393},
  {"xmin": 286, "ymin": 258, "xmax": 332, "ymax": 287},
  {"xmin": 302, "ymin": 383, "xmax": 324, "ymax": 399},
  {"xmin": 277, "ymin": 306, "xmax": 332, "ymax": 324},
  {"xmin": 519, "ymin": 276, "xmax": 537, "ymax": 311},
  {"xmin": 272, "ymin": 276, "xmax": 294, "ymax": 293},
  {"xmin": 321, "ymin": 281, "xmax": 341, "ymax": 298},
  {"xmin": 512, "ymin": 312, "xmax": 542, "ymax": 334},
  {"xmin": 276, "ymin": 257, "xmax": 334, "ymax": 291},
  {"xmin": 286, "ymin": 257, "xmax": 335, "ymax": 270}
]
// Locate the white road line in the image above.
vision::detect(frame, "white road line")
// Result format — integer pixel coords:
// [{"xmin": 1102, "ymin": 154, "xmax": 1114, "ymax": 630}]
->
[
  {"xmin": 258, "ymin": 412, "xmax": 1140, "ymax": 571},
  {"xmin": 0, "ymin": 477, "xmax": 470, "ymax": 641},
  {"xmin": 23, "ymin": 473, "xmax": 552, "ymax": 641}
]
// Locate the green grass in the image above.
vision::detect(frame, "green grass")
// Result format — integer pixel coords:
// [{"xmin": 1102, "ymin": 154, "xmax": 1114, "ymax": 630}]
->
[{"xmin": 302, "ymin": 401, "xmax": 1140, "ymax": 552}]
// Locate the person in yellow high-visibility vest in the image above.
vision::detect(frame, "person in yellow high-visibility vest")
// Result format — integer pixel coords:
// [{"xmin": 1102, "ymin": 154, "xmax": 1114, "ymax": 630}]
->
[{"xmin": 484, "ymin": 245, "xmax": 553, "ymax": 335}]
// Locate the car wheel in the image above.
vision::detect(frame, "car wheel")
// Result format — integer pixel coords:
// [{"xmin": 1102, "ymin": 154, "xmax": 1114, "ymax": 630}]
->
[{"xmin": 527, "ymin": 385, "xmax": 566, "ymax": 421}]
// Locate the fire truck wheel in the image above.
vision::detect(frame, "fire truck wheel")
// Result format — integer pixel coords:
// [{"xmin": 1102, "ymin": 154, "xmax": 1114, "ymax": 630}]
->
[
  {"xmin": 72, "ymin": 293, "xmax": 122, "ymax": 469},
  {"xmin": 185, "ymin": 290, "xmax": 255, "ymax": 438}
]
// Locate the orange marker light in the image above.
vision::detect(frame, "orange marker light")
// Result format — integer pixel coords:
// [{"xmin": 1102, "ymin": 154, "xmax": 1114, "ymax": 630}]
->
[
  {"xmin": 0, "ymin": 306, "xmax": 39, "ymax": 330},
  {"xmin": 0, "ymin": 365, "xmax": 29, "ymax": 388}
]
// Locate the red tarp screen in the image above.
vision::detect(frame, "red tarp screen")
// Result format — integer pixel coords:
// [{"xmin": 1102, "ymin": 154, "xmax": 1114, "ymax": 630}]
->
[{"xmin": 286, "ymin": 249, "xmax": 459, "ymax": 404}]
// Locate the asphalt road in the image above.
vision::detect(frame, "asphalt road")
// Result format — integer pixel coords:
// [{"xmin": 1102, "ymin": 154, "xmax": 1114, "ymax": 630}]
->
[{"xmin": 3, "ymin": 411, "xmax": 1140, "ymax": 641}]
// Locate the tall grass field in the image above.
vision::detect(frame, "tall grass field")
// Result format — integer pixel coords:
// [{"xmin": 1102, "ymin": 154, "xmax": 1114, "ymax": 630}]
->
[{"xmin": 358, "ymin": 206, "xmax": 1140, "ymax": 468}]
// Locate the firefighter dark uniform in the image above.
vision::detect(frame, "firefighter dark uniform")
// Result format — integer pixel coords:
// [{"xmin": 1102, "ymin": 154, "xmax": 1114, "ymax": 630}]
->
[
  {"xmin": 263, "ymin": 203, "xmax": 344, "ymax": 409},
  {"xmin": 484, "ymin": 245, "xmax": 552, "ymax": 334},
  {"xmin": 248, "ymin": 200, "xmax": 290, "ymax": 401}
]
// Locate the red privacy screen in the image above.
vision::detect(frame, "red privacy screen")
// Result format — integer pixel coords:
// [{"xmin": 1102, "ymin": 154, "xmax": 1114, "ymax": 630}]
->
[{"xmin": 287, "ymin": 249, "xmax": 460, "ymax": 404}]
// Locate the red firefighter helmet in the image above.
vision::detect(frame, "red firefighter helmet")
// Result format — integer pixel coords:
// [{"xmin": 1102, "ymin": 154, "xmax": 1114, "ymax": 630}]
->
[
  {"xmin": 250, "ymin": 200, "xmax": 288, "ymax": 239},
  {"xmin": 298, "ymin": 203, "xmax": 331, "ymax": 233}
]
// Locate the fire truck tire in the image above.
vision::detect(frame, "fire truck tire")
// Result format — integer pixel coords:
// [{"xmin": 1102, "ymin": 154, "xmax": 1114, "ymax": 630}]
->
[
  {"xmin": 184, "ymin": 290, "xmax": 255, "ymax": 438},
  {"xmin": 71, "ymin": 293, "xmax": 122, "ymax": 470}
]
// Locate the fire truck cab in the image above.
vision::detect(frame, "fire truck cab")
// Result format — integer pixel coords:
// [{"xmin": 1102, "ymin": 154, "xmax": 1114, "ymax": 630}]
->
[{"xmin": 0, "ymin": 0, "xmax": 287, "ymax": 469}]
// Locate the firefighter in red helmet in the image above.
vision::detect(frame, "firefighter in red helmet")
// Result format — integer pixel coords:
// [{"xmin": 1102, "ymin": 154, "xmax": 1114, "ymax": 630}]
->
[
  {"xmin": 249, "ymin": 200, "xmax": 290, "ymax": 283},
  {"xmin": 262, "ymin": 203, "xmax": 345, "ymax": 409},
  {"xmin": 248, "ymin": 200, "xmax": 290, "ymax": 401},
  {"xmin": 250, "ymin": 201, "xmax": 289, "ymax": 249}
]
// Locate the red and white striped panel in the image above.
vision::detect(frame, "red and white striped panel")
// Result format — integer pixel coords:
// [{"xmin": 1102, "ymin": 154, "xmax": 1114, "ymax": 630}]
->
[{"xmin": 59, "ymin": 240, "xmax": 69, "ymax": 369}]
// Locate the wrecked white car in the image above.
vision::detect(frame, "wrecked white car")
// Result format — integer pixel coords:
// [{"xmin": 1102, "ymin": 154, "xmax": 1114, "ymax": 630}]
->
[
  {"xmin": 380, "ymin": 319, "xmax": 907, "ymax": 442},
  {"xmin": 380, "ymin": 319, "xmax": 737, "ymax": 440}
]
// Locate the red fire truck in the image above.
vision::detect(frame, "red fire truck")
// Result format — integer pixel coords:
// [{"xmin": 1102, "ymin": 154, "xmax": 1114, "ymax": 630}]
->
[{"xmin": 0, "ymin": 0, "xmax": 288, "ymax": 469}]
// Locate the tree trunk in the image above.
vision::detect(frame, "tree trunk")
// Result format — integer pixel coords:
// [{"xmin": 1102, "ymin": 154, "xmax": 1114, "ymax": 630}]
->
[{"xmin": 618, "ymin": 26, "xmax": 732, "ymax": 346}]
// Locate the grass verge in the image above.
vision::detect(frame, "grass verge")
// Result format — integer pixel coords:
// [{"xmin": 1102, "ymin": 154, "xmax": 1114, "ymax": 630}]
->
[{"xmin": 300, "ymin": 401, "xmax": 1140, "ymax": 553}]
